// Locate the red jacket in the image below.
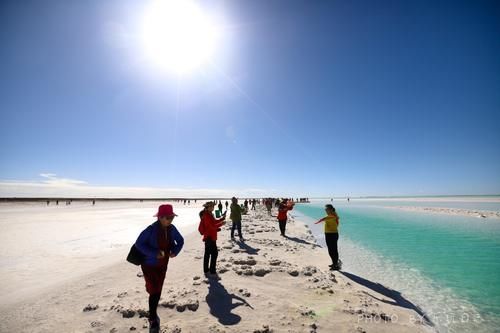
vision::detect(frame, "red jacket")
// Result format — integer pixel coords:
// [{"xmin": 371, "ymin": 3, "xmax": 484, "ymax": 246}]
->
[
  {"xmin": 277, "ymin": 204, "xmax": 293, "ymax": 220},
  {"xmin": 201, "ymin": 210, "xmax": 225, "ymax": 241}
]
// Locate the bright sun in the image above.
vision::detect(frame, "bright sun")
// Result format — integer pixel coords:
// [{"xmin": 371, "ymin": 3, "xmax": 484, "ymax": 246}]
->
[{"xmin": 141, "ymin": 0, "xmax": 219, "ymax": 75}]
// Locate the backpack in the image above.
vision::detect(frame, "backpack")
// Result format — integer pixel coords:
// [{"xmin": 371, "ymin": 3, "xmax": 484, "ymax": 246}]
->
[{"xmin": 198, "ymin": 217, "xmax": 205, "ymax": 235}]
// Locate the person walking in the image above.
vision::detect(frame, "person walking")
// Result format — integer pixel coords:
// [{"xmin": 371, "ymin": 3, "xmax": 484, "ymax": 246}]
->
[
  {"xmin": 277, "ymin": 200, "xmax": 294, "ymax": 236},
  {"xmin": 314, "ymin": 204, "xmax": 341, "ymax": 270},
  {"xmin": 265, "ymin": 199, "xmax": 272, "ymax": 215},
  {"xmin": 199, "ymin": 202, "xmax": 226, "ymax": 276},
  {"xmin": 218, "ymin": 201, "xmax": 223, "ymax": 215},
  {"xmin": 229, "ymin": 197, "xmax": 244, "ymax": 241},
  {"xmin": 134, "ymin": 204, "xmax": 184, "ymax": 333}
]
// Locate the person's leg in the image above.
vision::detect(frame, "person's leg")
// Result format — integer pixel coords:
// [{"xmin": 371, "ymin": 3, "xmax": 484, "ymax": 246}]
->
[
  {"xmin": 209, "ymin": 240, "xmax": 218, "ymax": 274},
  {"xmin": 237, "ymin": 221, "xmax": 243, "ymax": 239},
  {"xmin": 203, "ymin": 240, "xmax": 210, "ymax": 273},
  {"xmin": 148, "ymin": 293, "xmax": 161, "ymax": 324},
  {"xmin": 332, "ymin": 233, "xmax": 339, "ymax": 266},
  {"xmin": 278, "ymin": 219, "xmax": 286, "ymax": 235},
  {"xmin": 141, "ymin": 265, "xmax": 167, "ymax": 331},
  {"xmin": 325, "ymin": 233, "xmax": 335, "ymax": 265},
  {"xmin": 231, "ymin": 221, "xmax": 236, "ymax": 238}
]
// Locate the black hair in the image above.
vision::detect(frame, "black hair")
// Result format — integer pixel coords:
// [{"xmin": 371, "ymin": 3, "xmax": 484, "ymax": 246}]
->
[{"xmin": 325, "ymin": 204, "xmax": 335, "ymax": 212}]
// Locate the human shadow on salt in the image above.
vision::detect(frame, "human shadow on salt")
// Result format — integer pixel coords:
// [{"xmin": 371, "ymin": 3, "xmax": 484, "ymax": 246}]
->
[
  {"xmin": 284, "ymin": 235, "xmax": 319, "ymax": 247},
  {"xmin": 206, "ymin": 278, "xmax": 253, "ymax": 325},
  {"xmin": 340, "ymin": 271, "xmax": 433, "ymax": 326},
  {"xmin": 235, "ymin": 240, "xmax": 260, "ymax": 255}
]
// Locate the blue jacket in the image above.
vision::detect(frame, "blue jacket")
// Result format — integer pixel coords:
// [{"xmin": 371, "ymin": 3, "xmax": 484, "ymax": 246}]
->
[{"xmin": 135, "ymin": 221, "xmax": 184, "ymax": 266}]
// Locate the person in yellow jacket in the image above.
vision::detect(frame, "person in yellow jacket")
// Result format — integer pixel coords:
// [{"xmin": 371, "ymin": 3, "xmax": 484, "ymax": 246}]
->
[{"xmin": 315, "ymin": 204, "xmax": 341, "ymax": 270}]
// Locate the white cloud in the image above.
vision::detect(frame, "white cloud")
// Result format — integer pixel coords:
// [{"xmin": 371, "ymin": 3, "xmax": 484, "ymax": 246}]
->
[
  {"xmin": 39, "ymin": 173, "xmax": 88, "ymax": 186},
  {"xmin": 0, "ymin": 174, "xmax": 278, "ymax": 198}
]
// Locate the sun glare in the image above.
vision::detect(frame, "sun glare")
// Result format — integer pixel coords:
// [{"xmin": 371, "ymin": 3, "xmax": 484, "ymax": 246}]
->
[{"xmin": 141, "ymin": 0, "xmax": 219, "ymax": 75}]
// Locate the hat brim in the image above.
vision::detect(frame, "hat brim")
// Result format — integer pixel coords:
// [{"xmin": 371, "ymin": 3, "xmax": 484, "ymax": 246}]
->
[{"xmin": 154, "ymin": 213, "xmax": 178, "ymax": 217}]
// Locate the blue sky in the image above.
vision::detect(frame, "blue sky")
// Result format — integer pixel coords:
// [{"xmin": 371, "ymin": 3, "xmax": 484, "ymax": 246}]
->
[{"xmin": 1, "ymin": 0, "xmax": 499, "ymax": 198}]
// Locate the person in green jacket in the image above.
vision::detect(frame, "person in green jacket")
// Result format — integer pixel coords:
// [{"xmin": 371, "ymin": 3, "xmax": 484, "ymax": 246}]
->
[{"xmin": 230, "ymin": 197, "xmax": 244, "ymax": 241}]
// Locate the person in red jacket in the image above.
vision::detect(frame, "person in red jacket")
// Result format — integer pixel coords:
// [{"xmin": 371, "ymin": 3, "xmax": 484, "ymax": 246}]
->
[
  {"xmin": 199, "ymin": 201, "xmax": 226, "ymax": 276},
  {"xmin": 277, "ymin": 199, "xmax": 295, "ymax": 236}
]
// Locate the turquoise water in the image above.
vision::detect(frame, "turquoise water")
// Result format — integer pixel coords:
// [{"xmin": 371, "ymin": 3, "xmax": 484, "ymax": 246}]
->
[{"xmin": 295, "ymin": 201, "xmax": 500, "ymax": 332}]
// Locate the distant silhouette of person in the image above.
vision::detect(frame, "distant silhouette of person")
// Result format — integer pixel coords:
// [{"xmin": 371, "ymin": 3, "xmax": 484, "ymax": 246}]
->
[
  {"xmin": 315, "ymin": 204, "xmax": 341, "ymax": 270},
  {"xmin": 251, "ymin": 199, "xmax": 256, "ymax": 210},
  {"xmin": 56, "ymin": 200, "xmax": 59, "ymax": 205},
  {"xmin": 92, "ymin": 200, "xmax": 95, "ymax": 206},
  {"xmin": 225, "ymin": 200, "xmax": 228, "ymax": 210},
  {"xmin": 265, "ymin": 199, "xmax": 272, "ymax": 215},
  {"xmin": 218, "ymin": 201, "xmax": 223, "ymax": 214},
  {"xmin": 277, "ymin": 200, "xmax": 294, "ymax": 236},
  {"xmin": 46, "ymin": 200, "xmax": 49, "ymax": 206}
]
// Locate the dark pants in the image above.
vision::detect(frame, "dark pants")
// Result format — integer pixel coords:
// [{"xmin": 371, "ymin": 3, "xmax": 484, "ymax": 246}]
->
[
  {"xmin": 141, "ymin": 264, "xmax": 168, "ymax": 323},
  {"xmin": 148, "ymin": 293, "xmax": 161, "ymax": 323},
  {"xmin": 141, "ymin": 263, "xmax": 168, "ymax": 295},
  {"xmin": 231, "ymin": 220, "xmax": 242, "ymax": 238},
  {"xmin": 204, "ymin": 238, "xmax": 218, "ymax": 273},
  {"xmin": 325, "ymin": 232, "xmax": 339, "ymax": 265},
  {"xmin": 278, "ymin": 219, "xmax": 287, "ymax": 235}
]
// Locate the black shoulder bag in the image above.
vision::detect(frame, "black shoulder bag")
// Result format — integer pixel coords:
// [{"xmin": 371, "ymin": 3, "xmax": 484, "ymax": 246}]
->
[{"xmin": 126, "ymin": 244, "xmax": 145, "ymax": 266}]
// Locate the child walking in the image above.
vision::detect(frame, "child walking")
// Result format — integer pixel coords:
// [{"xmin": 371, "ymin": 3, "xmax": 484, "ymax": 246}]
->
[{"xmin": 135, "ymin": 204, "xmax": 184, "ymax": 333}]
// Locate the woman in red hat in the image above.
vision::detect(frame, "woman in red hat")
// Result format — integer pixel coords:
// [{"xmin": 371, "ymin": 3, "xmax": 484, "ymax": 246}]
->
[
  {"xmin": 199, "ymin": 201, "xmax": 226, "ymax": 276},
  {"xmin": 135, "ymin": 204, "xmax": 184, "ymax": 333}
]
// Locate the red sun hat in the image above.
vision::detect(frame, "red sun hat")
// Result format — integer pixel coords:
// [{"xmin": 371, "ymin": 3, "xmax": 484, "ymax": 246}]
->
[{"xmin": 154, "ymin": 204, "xmax": 178, "ymax": 218}]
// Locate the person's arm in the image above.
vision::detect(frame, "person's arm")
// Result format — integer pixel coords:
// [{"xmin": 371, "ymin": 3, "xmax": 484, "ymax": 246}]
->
[
  {"xmin": 134, "ymin": 226, "xmax": 158, "ymax": 258},
  {"xmin": 215, "ymin": 215, "xmax": 226, "ymax": 228},
  {"xmin": 204, "ymin": 213, "xmax": 224, "ymax": 233},
  {"xmin": 314, "ymin": 217, "xmax": 326, "ymax": 224},
  {"xmin": 169, "ymin": 225, "xmax": 184, "ymax": 257}
]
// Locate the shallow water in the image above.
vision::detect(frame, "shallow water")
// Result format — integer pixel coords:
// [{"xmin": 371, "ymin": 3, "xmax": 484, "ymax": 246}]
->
[{"xmin": 294, "ymin": 200, "xmax": 500, "ymax": 333}]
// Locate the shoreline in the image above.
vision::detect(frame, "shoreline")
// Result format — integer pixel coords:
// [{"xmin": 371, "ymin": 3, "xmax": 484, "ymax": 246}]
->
[
  {"xmin": 381, "ymin": 205, "xmax": 500, "ymax": 219},
  {"xmin": 0, "ymin": 204, "xmax": 434, "ymax": 332}
]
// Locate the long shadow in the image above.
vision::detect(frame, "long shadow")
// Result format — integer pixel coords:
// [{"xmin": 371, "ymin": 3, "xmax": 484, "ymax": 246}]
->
[
  {"xmin": 205, "ymin": 277, "xmax": 253, "ymax": 325},
  {"xmin": 339, "ymin": 271, "xmax": 433, "ymax": 325},
  {"xmin": 284, "ymin": 235, "xmax": 319, "ymax": 247},
  {"xmin": 234, "ymin": 240, "xmax": 260, "ymax": 255}
]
